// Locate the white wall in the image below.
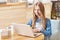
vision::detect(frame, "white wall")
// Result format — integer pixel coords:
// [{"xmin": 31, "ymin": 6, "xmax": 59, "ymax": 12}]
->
[
  {"xmin": 34, "ymin": 0, "xmax": 39, "ymax": 4},
  {"xmin": 51, "ymin": 0, "xmax": 58, "ymax": 1},
  {"xmin": 39, "ymin": 0, "xmax": 51, "ymax": 3},
  {"xmin": 19, "ymin": 0, "xmax": 26, "ymax": 2}
]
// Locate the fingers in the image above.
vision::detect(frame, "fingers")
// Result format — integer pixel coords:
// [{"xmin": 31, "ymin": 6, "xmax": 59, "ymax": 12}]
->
[{"xmin": 32, "ymin": 28, "xmax": 40, "ymax": 33}]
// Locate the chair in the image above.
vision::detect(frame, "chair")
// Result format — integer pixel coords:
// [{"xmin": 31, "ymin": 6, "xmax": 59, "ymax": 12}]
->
[{"xmin": 50, "ymin": 20, "xmax": 60, "ymax": 40}]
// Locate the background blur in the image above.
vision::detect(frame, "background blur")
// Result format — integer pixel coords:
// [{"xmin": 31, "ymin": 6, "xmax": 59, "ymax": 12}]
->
[{"xmin": 0, "ymin": 0, "xmax": 60, "ymax": 40}]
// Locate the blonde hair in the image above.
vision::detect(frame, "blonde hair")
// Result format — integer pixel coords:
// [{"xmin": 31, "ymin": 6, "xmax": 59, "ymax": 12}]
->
[{"xmin": 32, "ymin": 2, "xmax": 46, "ymax": 30}]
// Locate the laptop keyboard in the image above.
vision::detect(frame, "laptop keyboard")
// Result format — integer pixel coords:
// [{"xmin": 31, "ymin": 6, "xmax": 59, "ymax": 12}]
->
[{"xmin": 34, "ymin": 33, "xmax": 42, "ymax": 37}]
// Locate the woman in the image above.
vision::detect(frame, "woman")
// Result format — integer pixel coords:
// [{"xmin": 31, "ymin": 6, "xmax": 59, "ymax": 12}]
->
[{"xmin": 27, "ymin": 2, "xmax": 52, "ymax": 40}]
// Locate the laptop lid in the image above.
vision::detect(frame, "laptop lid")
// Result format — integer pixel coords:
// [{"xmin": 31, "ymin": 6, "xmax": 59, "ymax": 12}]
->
[{"xmin": 13, "ymin": 23, "xmax": 35, "ymax": 37}]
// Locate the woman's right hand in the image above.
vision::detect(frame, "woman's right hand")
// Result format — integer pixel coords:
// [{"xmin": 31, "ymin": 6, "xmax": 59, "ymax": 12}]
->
[{"xmin": 32, "ymin": 28, "xmax": 40, "ymax": 33}]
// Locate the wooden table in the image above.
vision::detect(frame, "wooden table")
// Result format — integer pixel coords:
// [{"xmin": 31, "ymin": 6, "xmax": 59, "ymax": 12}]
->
[{"xmin": 2, "ymin": 33, "xmax": 44, "ymax": 40}]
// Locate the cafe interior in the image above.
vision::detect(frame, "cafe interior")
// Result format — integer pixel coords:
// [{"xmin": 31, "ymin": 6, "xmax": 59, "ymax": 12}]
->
[{"xmin": 0, "ymin": 0, "xmax": 60, "ymax": 40}]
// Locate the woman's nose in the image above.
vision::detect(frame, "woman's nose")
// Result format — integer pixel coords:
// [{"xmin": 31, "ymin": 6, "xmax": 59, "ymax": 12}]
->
[{"xmin": 35, "ymin": 10, "xmax": 38, "ymax": 13}]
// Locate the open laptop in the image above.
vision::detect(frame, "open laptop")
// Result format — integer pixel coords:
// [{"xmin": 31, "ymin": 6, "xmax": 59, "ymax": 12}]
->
[{"xmin": 12, "ymin": 23, "xmax": 42, "ymax": 37}]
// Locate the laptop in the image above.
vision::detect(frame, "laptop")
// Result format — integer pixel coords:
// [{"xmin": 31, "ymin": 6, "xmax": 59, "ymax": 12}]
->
[{"xmin": 12, "ymin": 23, "xmax": 42, "ymax": 37}]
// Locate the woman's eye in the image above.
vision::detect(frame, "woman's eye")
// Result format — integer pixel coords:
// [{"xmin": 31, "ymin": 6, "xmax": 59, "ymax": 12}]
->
[
  {"xmin": 37, "ymin": 9, "xmax": 40, "ymax": 11},
  {"xmin": 34, "ymin": 9, "xmax": 39, "ymax": 11}
]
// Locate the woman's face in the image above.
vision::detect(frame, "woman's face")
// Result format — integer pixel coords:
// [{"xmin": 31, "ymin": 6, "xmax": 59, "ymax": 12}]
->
[{"xmin": 34, "ymin": 6, "xmax": 43, "ymax": 19}]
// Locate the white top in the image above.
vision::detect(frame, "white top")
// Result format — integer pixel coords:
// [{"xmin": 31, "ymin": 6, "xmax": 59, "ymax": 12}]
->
[{"xmin": 36, "ymin": 22, "xmax": 43, "ymax": 30}]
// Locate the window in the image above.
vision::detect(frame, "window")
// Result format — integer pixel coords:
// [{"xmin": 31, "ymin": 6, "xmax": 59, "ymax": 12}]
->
[{"xmin": 0, "ymin": 0, "xmax": 7, "ymax": 4}]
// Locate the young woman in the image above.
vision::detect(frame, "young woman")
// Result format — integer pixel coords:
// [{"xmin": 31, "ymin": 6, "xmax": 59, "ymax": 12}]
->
[{"xmin": 27, "ymin": 2, "xmax": 52, "ymax": 40}]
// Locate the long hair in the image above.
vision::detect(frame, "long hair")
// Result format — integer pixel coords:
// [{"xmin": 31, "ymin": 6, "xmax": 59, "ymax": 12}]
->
[{"xmin": 32, "ymin": 2, "xmax": 46, "ymax": 30}]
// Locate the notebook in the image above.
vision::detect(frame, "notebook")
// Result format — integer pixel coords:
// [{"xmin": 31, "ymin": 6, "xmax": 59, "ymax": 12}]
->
[{"xmin": 13, "ymin": 23, "xmax": 42, "ymax": 37}]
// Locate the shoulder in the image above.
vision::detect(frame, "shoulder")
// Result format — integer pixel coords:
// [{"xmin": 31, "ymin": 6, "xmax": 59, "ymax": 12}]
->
[
  {"xmin": 46, "ymin": 18, "xmax": 51, "ymax": 26},
  {"xmin": 46, "ymin": 18, "xmax": 51, "ymax": 23},
  {"xmin": 29, "ymin": 18, "xmax": 33, "ymax": 22},
  {"xmin": 27, "ymin": 18, "xmax": 33, "ymax": 26}
]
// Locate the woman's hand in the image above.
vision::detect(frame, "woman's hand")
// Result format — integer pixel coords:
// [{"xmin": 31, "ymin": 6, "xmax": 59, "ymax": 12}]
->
[{"xmin": 32, "ymin": 28, "xmax": 40, "ymax": 33}]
